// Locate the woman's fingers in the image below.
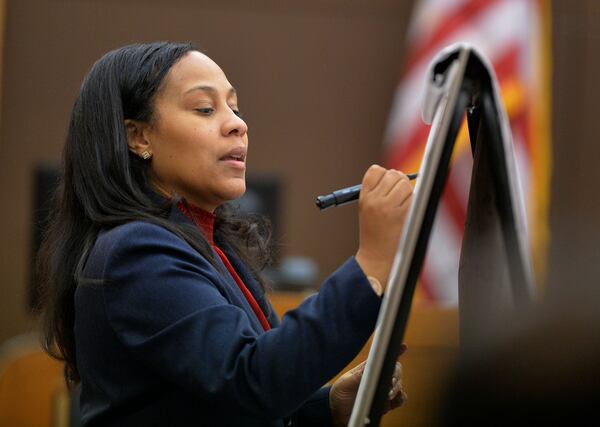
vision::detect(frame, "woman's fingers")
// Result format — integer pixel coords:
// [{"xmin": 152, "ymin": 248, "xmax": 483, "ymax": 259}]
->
[
  {"xmin": 361, "ymin": 164, "xmax": 387, "ymax": 193},
  {"xmin": 399, "ymin": 343, "xmax": 408, "ymax": 356},
  {"xmin": 363, "ymin": 167, "xmax": 408, "ymax": 197},
  {"xmin": 387, "ymin": 177, "xmax": 413, "ymax": 207},
  {"xmin": 373, "ymin": 169, "xmax": 404, "ymax": 197},
  {"xmin": 356, "ymin": 165, "xmax": 414, "ymax": 288},
  {"xmin": 387, "ymin": 362, "xmax": 407, "ymax": 408},
  {"xmin": 348, "ymin": 360, "xmax": 367, "ymax": 379},
  {"xmin": 389, "ymin": 389, "xmax": 407, "ymax": 410},
  {"xmin": 364, "ymin": 167, "xmax": 413, "ymax": 211}
]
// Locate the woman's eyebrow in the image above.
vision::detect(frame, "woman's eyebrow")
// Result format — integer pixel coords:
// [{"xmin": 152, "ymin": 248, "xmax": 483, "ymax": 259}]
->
[{"xmin": 184, "ymin": 85, "xmax": 237, "ymax": 96}]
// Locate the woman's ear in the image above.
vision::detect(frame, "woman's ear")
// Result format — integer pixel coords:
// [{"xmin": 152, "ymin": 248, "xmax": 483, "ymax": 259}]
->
[{"xmin": 125, "ymin": 119, "xmax": 153, "ymax": 160}]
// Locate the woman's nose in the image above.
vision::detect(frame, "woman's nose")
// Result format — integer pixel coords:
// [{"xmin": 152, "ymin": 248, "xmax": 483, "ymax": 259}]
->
[{"xmin": 223, "ymin": 110, "xmax": 248, "ymax": 137}]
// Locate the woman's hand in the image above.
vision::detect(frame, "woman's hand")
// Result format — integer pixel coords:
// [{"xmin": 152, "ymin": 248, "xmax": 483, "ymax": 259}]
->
[
  {"xmin": 329, "ymin": 344, "xmax": 408, "ymax": 427},
  {"xmin": 355, "ymin": 165, "xmax": 414, "ymax": 290}
]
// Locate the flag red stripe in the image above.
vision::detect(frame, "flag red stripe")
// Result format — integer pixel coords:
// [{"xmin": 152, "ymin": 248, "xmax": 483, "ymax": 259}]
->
[
  {"xmin": 384, "ymin": 123, "xmax": 428, "ymax": 169},
  {"xmin": 513, "ymin": 108, "xmax": 530, "ymax": 155},
  {"xmin": 403, "ymin": 0, "xmax": 501, "ymax": 78},
  {"xmin": 493, "ymin": 44, "xmax": 520, "ymax": 81}
]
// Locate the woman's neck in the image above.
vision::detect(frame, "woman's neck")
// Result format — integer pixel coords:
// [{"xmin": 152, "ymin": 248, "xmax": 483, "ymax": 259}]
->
[{"xmin": 149, "ymin": 178, "xmax": 218, "ymax": 213}]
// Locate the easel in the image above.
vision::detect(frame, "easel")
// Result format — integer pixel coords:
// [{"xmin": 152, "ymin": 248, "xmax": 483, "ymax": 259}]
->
[{"xmin": 348, "ymin": 44, "xmax": 535, "ymax": 427}]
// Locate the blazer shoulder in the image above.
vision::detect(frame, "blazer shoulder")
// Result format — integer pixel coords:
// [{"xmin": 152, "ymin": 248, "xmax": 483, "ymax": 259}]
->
[
  {"xmin": 99, "ymin": 220, "xmax": 191, "ymax": 253},
  {"xmin": 83, "ymin": 221, "xmax": 200, "ymax": 281}
]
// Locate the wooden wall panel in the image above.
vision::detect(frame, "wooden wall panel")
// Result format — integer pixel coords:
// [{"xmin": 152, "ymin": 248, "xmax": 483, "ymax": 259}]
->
[{"xmin": 547, "ymin": 0, "xmax": 600, "ymax": 304}]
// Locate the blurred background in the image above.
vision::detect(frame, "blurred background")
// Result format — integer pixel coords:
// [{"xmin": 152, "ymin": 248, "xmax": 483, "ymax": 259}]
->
[{"xmin": 1, "ymin": 0, "xmax": 600, "ymax": 426}]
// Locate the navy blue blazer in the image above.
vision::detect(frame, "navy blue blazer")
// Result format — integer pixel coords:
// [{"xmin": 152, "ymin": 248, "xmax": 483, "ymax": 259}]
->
[{"xmin": 74, "ymin": 204, "xmax": 382, "ymax": 426}]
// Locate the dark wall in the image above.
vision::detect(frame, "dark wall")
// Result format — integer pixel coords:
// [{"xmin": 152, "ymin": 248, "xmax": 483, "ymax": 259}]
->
[
  {"xmin": 0, "ymin": 0, "xmax": 413, "ymax": 341},
  {"xmin": 547, "ymin": 0, "xmax": 600, "ymax": 304}
]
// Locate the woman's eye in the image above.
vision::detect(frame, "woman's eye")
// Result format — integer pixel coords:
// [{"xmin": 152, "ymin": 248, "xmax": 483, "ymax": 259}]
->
[
  {"xmin": 232, "ymin": 109, "xmax": 243, "ymax": 118},
  {"xmin": 195, "ymin": 108, "xmax": 214, "ymax": 115}
]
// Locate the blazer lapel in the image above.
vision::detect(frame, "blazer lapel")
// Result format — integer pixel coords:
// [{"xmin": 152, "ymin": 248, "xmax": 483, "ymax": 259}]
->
[
  {"xmin": 214, "ymin": 236, "xmax": 275, "ymax": 328},
  {"xmin": 166, "ymin": 201, "xmax": 271, "ymax": 333}
]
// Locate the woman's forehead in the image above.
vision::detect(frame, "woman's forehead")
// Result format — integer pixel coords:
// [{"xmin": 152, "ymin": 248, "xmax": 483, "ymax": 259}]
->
[{"xmin": 161, "ymin": 51, "xmax": 233, "ymax": 97}]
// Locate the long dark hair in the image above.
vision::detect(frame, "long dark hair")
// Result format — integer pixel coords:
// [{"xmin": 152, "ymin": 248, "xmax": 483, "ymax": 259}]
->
[{"xmin": 37, "ymin": 42, "xmax": 273, "ymax": 384}]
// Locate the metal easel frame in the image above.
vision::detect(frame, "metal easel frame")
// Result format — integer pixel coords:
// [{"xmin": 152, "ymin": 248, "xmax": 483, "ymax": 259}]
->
[{"xmin": 348, "ymin": 43, "xmax": 535, "ymax": 427}]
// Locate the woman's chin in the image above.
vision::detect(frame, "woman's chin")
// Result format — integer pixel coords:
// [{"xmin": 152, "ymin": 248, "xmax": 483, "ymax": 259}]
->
[{"xmin": 221, "ymin": 182, "xmax": 246, "ymax": 202}]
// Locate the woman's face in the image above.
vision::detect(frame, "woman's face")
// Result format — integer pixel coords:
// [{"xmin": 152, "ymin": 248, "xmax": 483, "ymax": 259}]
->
[{"xmin": 142, "ymin": 51, "xmax": 248, "ymax": 212}]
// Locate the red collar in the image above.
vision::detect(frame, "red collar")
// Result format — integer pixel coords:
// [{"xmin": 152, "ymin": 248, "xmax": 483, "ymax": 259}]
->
[{"xmin": 176, "ymin": 201, "xmax": 216, "ymax": 246}]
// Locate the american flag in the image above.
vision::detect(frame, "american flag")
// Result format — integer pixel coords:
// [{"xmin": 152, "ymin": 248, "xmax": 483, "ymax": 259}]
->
[{"xmin": 383, "ymin": 0, "xmax": 551, "ymax": 304}]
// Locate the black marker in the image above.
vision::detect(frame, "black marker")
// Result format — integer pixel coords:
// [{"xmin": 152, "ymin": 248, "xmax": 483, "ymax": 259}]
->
[{"xmin": 315, "ymin": 173, "xmax": 418, "ymax": 210}]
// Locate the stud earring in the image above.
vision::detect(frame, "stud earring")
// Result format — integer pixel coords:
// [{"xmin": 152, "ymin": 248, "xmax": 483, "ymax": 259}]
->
[{"xmin": 141, "ymin": 151, "xmax": 152, "ymax": 160}]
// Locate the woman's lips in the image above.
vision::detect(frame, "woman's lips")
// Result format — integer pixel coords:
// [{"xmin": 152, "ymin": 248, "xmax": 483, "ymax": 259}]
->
[
  {"xmin": 219, "ymin": 156, "xmax": 246, "ymax": 169},
  {"xmin": 220, "ymin": 154, "xmax": 245, "ymax": 161},
  {"xmin": 219, "ymin": 147, "xmax": 246, "ymax": 169}
]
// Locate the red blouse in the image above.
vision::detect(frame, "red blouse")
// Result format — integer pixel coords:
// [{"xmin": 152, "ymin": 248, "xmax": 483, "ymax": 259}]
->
[{"xmin": 176, "ymin": 201, "xmax": 271, "ymax": 331}]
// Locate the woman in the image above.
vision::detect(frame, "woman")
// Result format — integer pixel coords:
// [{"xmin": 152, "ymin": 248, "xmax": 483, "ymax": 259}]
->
[{"xmin": 38, "ymin": 42, "xmax": 414, "ymax": 426}]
